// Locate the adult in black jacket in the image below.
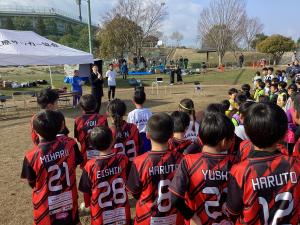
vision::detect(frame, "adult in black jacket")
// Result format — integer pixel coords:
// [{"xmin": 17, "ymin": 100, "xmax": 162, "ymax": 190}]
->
[{"xmin": 89, "ymin": 65, "xmax": 104, "ymax": 113}]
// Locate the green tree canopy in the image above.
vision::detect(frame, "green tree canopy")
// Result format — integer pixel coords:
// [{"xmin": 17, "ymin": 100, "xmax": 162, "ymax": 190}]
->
[
  {"xmin": 13, "ymin": 17, "xmax": 32, "ymax": 30},
  {"xmin": 44, "ymin": 18, "xmax": 58, "ymax": 35},
  {"xmin": 35, "ymin": 17, "xmax": 46, "ymax": 35},
  {"xmin": 257, "ymin": 34, "xmax": 295, "ymax": 64},
  {"xmin": 251, "ymin": 33, "xmax": 268, "ymax": 50},
  {"xmin": 3, "ymin": 17, "xmax": 15, "ymax": 30},
  {"xmin": 98, "ymin": 15, "xmax": 143, "ymax": 59}
]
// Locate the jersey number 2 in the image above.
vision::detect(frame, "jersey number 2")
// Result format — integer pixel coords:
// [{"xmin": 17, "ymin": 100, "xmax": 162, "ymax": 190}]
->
[
  {"xmin": 258, "ymin": 192, "xmax": 293, "ymax": 225},
  {"xmin": 48, "ymin": 162, "xmax": 70, "ymax": 192},
  {"xmin": 98, "ymin": 178, "xmax": 127, "ymax": 208}
]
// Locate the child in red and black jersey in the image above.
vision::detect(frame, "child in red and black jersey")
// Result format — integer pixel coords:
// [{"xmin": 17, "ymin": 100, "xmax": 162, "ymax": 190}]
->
[
  {"xmin": 127, "ymin": 113, "xmax": 184, "ymax": 225},
  {"xmin": 74, "ymin": 94, "xmax": 108, "ymax": 164},
  {"xmin": 225, "ymin": 103, "xmax": 300, "ymax": 224},
  {"xmin": 21, "ymin": 110, "xmax": 83, "ymax": 225},
  {"xmin": 169, "ymin": 112, "xmax": 235, "ymax": 225},
  {"xmin": 79, "ymin": 126, "xmax": 131, "ymax": 225},
  {"xmin": 107, "ymin": 99, "xmax": 140, "ymax": 162},
  {"xmin": 31, "ymin": 88, "xmax": 59, "ymax": 145},
  {"xmin": 168, "ymin": 111, "xmax": 202, "ymax": 154},
  {"xmin": 291, "ymin": 93, "xmax": 300, "ymax": 157}
]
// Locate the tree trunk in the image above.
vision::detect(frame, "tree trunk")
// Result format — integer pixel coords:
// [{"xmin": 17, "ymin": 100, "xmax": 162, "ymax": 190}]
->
[{"xmin": 218, "ymin": 54, "xmax": 223, "ymax": 66}]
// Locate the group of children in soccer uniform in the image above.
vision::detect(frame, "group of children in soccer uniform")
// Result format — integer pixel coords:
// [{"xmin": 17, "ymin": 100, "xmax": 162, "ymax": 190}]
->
[{"xmin": 21, "ymin": 79, "xmax": 300, "ymax": 225}]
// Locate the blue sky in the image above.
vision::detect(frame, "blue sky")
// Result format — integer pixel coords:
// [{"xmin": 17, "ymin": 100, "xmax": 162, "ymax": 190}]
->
[{"xmin": 0, "ymin": 0, "xmax": 299, "ymax": 46}]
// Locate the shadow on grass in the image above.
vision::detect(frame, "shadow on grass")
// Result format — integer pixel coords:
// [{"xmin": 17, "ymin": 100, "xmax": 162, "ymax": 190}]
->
[{"xmin": 233, "ymin": 69, "xmax": 245, "ymax": 85}]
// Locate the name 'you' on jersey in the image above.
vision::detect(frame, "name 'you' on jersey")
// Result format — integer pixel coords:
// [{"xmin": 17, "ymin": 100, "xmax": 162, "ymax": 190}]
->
[
  {"xmin": 21, "ymin": 136, "xmax": 83, "ymax": 225},
  {"xmin": 74, "ymin": 113, "xmax": 107, "ymax": 162},
  {"xmin": 127, "ymin": 150, "xmax": 184, "ymax": 225}
]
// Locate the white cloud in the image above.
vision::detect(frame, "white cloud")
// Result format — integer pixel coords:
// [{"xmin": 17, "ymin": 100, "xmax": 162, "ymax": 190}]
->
[
  {"xmin": 0, "ymin": 0, "xmax": 202, "ymax": 45},
  {"xmin": 163, "ymin": 0, "xmax": 202, "ymax": 47}
]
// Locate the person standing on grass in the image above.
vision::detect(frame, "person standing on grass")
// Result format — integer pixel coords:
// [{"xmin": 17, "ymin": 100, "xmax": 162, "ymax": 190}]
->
[
  {"xmin": 68, "ymin": 70, "xmax": 84, "ymax": 107},
  {"xmin": 239, "ymin": 53, "xmax": 244, "ymax": 68},
  {"xmin": 89, "ymin": 65, "xmax": 104, "ymax": 113},
  {"xmin": 106, "ymin": 63, "xmax": 117, "ymax": 101}
]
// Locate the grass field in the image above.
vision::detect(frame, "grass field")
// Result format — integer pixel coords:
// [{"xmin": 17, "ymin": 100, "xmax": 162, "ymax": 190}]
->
[
  {"xmin": 0, "ymin": 65, "xmax": 262, "ymax": 96},
  {"xmin": 0, "ymin": 66, "xmax": 270, "ymax": 224}
]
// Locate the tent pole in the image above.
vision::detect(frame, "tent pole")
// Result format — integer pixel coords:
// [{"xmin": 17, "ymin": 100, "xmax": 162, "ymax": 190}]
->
[{"xmin": 49, "ymin": 66, "xmax": 53, "ymax": 88}]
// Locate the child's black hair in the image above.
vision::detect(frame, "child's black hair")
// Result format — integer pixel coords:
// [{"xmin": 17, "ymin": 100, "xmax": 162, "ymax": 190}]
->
[
  {"xmin": 79, "ymin": 94, "xmax": 97, "ymax": 113},
  {"xmin": 278, "ymin": 81, "xmax": 287, "ymax": 89},
  {"xmin": 241, "ymin": 84, "xmax": 251, "ymax": 92},
  {"xmin": 33, "ymin": 110, "xmax": 60, "ymax": 141},
  {"xmin": 199, "ymin": 112, "xmax": 234, "ymax": 147},
  {"xmin": 171, "ymin": 111, "xmax": 190, "ymax": 133},
  {"xmin": 265, "ymin": 80, "xmax": 271, "ymax": 86},
  {"xmin": 275, "ymin": 70, "xmax": 282, "ymax": 75},
  {"xmin": 107, "ymin": 99, "xmax": 127, "ymax": 139},
  {"xmin": 258, "ymin": 80, "xmax": 266, "ymax": 89},
  {"xmin": 89, "ymin": 126, "xmax": 113, "ymax": 150},
  {"xmin": 55, "ymin": 111, "xmax": 70, "ymax": 135},
  {"xmin": 244, "ymin": 103, "xmax": 287, "ymax": 149},
  {"xmin": 133, "ymin": 90, "xmax": 146, "ymax": 105},
  {"xmin": 235, "ymin": 93, "xmax": 247, "ymax": 106},
  {"xmin": 205, "ymin": 103, "xmax": 226, "ymax": 115},
  {"xmin": 179, "ymin": 99, "xmax": 196, "ymax": 131},
  {"xmin": 288, "ymin": 83, "xmax": 297, "ymax": 92},
  {"xmin": 258, "ymin": 95, "xmax": 270, "ymax": 103},
  {"xmin": 147, "ymin": 113, "xmax": 173, "ymax": 144},
  {"xmin": 270, "ymin": 83, "xmax": 278, "ymax": 92},
  {"xmin": 228, "ymin": 88, "xmax": 238, "ymax": 95},
  {"xmin": 255, "ymin": 71, "xmax": 261, "ymax": 76},
  {"xmin": 293, "ymin": 94, "xmax": 300, "ymax": 115},
  {"xmin": 37, "ymin": 88, "xmax": 59, "ymax": 109},
  {"xmin": 268, "ymin": 67, "xmax": 274, "ymax": 72},
  {"xmin": 271, "ymin": 77, "xmax": 279, "ymax": 84},
  {"xmin": 239, "ymin": 101, "xmax": 255, "ymax": 117},
  {"xmin": 262, "ymin": 67, "xmax": 268, "ymax": 72},
  {"xmin": 221, "ymin": 100, "xmax": 230, "ymax": 111}
]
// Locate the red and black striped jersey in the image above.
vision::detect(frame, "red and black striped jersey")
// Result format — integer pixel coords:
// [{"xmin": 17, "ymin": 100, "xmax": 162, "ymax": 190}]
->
[
  {"xmin": 111, "ymin": 120, "xmax": 140, "ymax": 162},
  {"xmin": 226, "ymin": 150, "xmax": 300, "ymax": 224},
  {"xmin": 21, "ymin": 137, "xmax": 83, "ymax": 225},
  {"xmin": 74, "ymin": 113, "xmax": 108, "ymax": 163},
  {"xmin": 167, "ymin": 137, "xmax": 202, "ymax": 155},
  {"xmin": 127, "ymin": 150, "xmax": 184, "ymax": 225},
  {"xmin": 79, "ymin": 153, "xmax": 131, "ymax": 225},
  {"xmin": 169, "ymin": 152, "xmax": 235, "ymax": 225},
  {"xmin": 236, "ymin": 140, "xmax": 291, "ymax": 163},
  {"xmin": 292, "ymin": 138, "xmax": 300, "ymax": 157},
  {"xmin": 30, "ymin": 114, "xmax": 40, "ymax": 146}
]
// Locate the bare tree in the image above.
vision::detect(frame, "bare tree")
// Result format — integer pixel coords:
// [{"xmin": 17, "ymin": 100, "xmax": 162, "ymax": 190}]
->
[
  {"xmin": 170, "ymin": 31, "xmax": 184, "ymax": 47},
  {"xmin": 243, "ymin": 17, "xmax": 264, "ymax": 50},
  {"xmin": 198, "ymin": 0, "xmax": 246, "ymax": 65},
  {"xmin": 105, "ymin": 0, "xmax": 167, "ymax": 38}
]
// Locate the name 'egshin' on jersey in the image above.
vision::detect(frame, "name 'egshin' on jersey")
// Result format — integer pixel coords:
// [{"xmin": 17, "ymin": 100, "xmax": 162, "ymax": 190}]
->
[
  {"xmin": 148, "ymin": 164, "xmax": 179, "ymax": 176},
  {"xmin": 40, "ymin": 149, "xmax": 70, "ymax": 163},
  {"xmin": 251, "ymin": 172, "xmax": 297, "ymax": 191},
  {"xmin": 97, "ymin": 166, "xmax": 122, "ymax": 179}
]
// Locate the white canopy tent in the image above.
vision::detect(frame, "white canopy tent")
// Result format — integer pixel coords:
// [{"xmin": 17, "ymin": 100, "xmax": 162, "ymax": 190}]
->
[{"xmin": 0, "ymin": 28, "xmax": 93, "ymax": 86}]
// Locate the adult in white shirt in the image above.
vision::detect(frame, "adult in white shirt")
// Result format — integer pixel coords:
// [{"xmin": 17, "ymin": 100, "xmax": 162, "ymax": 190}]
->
[{"xmin": 106, "ymin": 63, "xmax": 117, "ymax": 101}]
